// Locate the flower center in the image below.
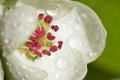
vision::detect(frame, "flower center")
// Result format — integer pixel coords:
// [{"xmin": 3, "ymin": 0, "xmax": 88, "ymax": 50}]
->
[{"xmin": 18, "ymin": 13, "xmax": 63, "ymax": 60}]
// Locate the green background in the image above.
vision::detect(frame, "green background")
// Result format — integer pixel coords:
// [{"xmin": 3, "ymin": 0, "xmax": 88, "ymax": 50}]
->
[{"xmin": 0, "ymin": 0, "xmax": 120, "ymax": 80}]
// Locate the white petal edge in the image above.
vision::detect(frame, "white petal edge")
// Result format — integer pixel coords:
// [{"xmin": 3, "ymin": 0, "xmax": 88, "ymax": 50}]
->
[
  {"xmin": 6, "ymin": 45, "xmax": 87, "ymax": 80},
  {"xmin": 6, "ymin": 50, "xmax": 47, "ymax": 80},
  {"xmin": 0, "ymin": 0, "xmax": 107, "ymax": 80},
  {"xmin": 18, "ymin": 0, "xmax": 71, "ymax": 7},
  {"xmin": 0, "ymin": 4, "xmax": 38, "ymax": 56},
  {"xmin": 0, "ymin": 59, "xmax": 4, "ymax": 80},
  {"xmin": 17, "ymin": 0, "xmax": 107, "ymax": 63},
  {"xmin": 71, "ymin": 1, "xmax": 107, "ymax": 63},
  {"xmin": 45, "ymin": 0, "xmax": 107, "ymax": 63}
]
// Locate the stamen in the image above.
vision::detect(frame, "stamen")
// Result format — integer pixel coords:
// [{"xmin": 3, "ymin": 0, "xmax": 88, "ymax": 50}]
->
[
  {"xmin": 20, "ymin": 13, "xmax": 63, "ymax": 59},
  {"xmin": 50, "ymin": 45, "xmax": 58, "ymax": 52},
  {"xmin": 58, "ymin": 41, "xmax": 63, "ymax": 49},
  {"xmin": 44, "ymin": 15, "xmax": 53, "ymax": 24},
  {"xmin": 34, "ymin": 51, "xmax": 42, "ymax": 57},
  {"xmin": 34, "ymin": 27, "xmax": 45, "ymax": 38},
  {"xmin": 30, "ymin": 36, "xmax": 39, "ymax": 43},
  {"xmin": 47, "ymin": 32, "xmax": 55, "ymax": 40},
  {"xmin": 26, "ymin": 42, "xmax": 42, "ymax": 52},
  {"xmin": 51, "ymin": 25, "xmax": 59, "ymax": 32},
  {"xmin": 38, "ymin": 13, "xmax": 44, "ymax": 20},
  {"xmin": 42, "ymin": 50, "xmax": 51, "ymax": 56}
]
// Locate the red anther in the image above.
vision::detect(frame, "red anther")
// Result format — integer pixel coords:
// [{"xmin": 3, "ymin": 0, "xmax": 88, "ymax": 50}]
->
[
  {"xmin": 51, "ymin": 25, "xmax": 59, "ymax": 32},
  {"xmin": 50, "ymin": 45, "xmax": 58, "ymax": 52},
  {"xmin": 30, "ymin": 36, "xmax": 39, "ymax": 43},
  {"xmin": 38, "ymin": 13, "xmax": 44, "ymax": 20},
  {"xmin": 26, "ymin": 42, "xmax": 33, "ymax": 51},
  {"xmin": 58, "ymin": 41, "xmax": 63, "ymax": 49},
  {"xmin": 34, "ymin": 27, "xmax": 45, "ymax": 38},
  {"xmin": 42, "ymin": 50, "xmax": 51, "ymax": 56},
  {"xmin": 34, "ymin": 51, "xmax": 42, "ymax": 57},
  {"xmin": 47, "ymin": 32, "xmax": 55, "ymax": 40},
  {"xmin": 44, "ymin": 15, "xmax": 53, "ymax": 24},
  {"xmin": 26, "ymin": 42, "xmax": 42, "ymax": 52}
]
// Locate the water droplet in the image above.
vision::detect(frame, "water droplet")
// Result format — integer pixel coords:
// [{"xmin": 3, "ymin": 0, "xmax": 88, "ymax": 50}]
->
[
  {"xmin": 88, "ymin": 52, "xmax": 97, "ymax": 58},
  {"xmin": 21, "ymin": 14, "xmax": 25, "ymax": 17},
  {"xmin": 0, "ymin": 32, "xmax": 4, "ymax": 36},
  {"xmin": 18, "ymin": 72, "xmax": 22, "ymax": 76},
  {"xmin": 28, "ymin": 18, "xmax": 34, "ymax": 22},
  {"xmin": 4, "ymin": 39, "xmax": 9, "ymax": 44},
  {"xmin": 57, "ymin": 58, "xmax": 68, "ymax": 69},
  {"xmin": 55, "ymin": 74, "xmax": 59, "ymax": 78},
  {"xmin": 19, "ymin": 26, "xmax": 24, "ymax": 30},
  {"xmin": 77, "ymin": 17, "xmax": 82, "ymax": 23},
  {"xmin": 81, "ymin": 14, "xmax": 87, "ymax": 19},
  {"xmin": 22, "ymin": 78, "xmax": 25, "ymax": 80},
  {"xmin": 30, "ymin": 69, "xmax": 34, "ymax": 72},
  {"xmin": 75, "ymin": 25, "xmax": 81, "ymax": 30},
  {"xmin": 68, "ymin": 38, "xmax": 83, "ymax": 49},
  {"xmin": 13, "ymin": 22, "xmax": 18, "ymax": 27},
  {"xmin": 45, "ymin": 2, "xmax": 71, "ymax": 18},
  {"xmin": 44, "ymin": 78, "xmax": 48, "ymax": 80},
  {"xmin": 22, "ymin": 65, "xmax": 27, "ymax": 69},
  {"xmin": 79, "ymin": 42, "xmax": 82, "ymax": 46},
  {"xmin": 25, "ymin": 74, "xmax": 29, "ymax": 78}
]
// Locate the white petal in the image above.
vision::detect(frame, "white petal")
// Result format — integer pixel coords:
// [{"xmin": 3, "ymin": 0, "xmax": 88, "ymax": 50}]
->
[
  {"xmin": 72, "ymin": 1, "xmax": 107, "ymax": 63},
  {"xmin": 0, "ymin": 0, "xmax": 107, "ymax": 80},
  {"xmin": 6, "ymin": 45, "xmax": 87, "ymax": 80},
  {"xmin": 18, "ymin": 0, "xmax": 71, "ymax": 7},
  {"xmin": 0, "ymin": 4, "xmax": 38, "ymax": 55},
  {"xmin": 0, "ymin": 59, "xmax": 4, "ymax": 80},
  {"xmin": 16, "ymin": 1, "xmax": 72, "ymax": 19},
  {"xmin": 6, "ymin": 50, "xmax": 47, "ymax": 80},
  {"xmin": 50, "ymin": 1, "xmax": 107, "ymax": 63},
  {"xmin": 35, "ymin": 46, "xmax": 87, "ymax": 80}
]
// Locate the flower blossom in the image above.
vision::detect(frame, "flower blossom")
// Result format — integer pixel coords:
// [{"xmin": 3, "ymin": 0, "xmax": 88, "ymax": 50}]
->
[{"xmin": 0, "ymin": 0, "xmax": 107, "ymax": 80}]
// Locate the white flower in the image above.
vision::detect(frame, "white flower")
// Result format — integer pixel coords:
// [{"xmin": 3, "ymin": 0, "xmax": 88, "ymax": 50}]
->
[{"xmin": 0, "ymin": 0, "xmax": 107, "ymax": 80}]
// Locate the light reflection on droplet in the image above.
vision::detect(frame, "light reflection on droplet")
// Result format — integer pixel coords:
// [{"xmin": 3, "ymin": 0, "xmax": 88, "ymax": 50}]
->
[
  {"xmin": 18, "ymin": 71, "xmax": 22, "ymax": 76},
  {"xmin": 75, "ymin": 25, "xmax": 81, "ymax": 30},
  {"xmin": 57, "ymin": 58, "xmax": 68, "ymax": 69},
  {"xmin": 88, "ymin": 52, "xmax": 97, "ymax": 58},
  {"xmin": 0, "ymin": 32, "xmax": 4, "ymax": 36},
  {"xmin": 4, "ymin": 39, "xmax": 9, "ymax": 44},
  {"xmin": 25, "ymin": 74, "xmax": 29, "ymax": 78}
]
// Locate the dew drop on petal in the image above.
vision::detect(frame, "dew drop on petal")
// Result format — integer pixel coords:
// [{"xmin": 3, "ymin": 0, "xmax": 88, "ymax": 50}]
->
[
  {"xmin": 25, "ymin": 74, "xmax": 29, "ymax": 78},
  {"xmin": 4, "ymin": 39, "xmax": 9, "ymax": 44},
  {"xmin": 75, "ymin": 25, "xmax": 81, "ymax": 30},
  {"xmin": 18, "ymin": 72, "xmax": 22, "ymax": 76},
  {"xmin": 0, "ymin": 32, "xmax": 4, "ymax": 36},
  {"xmin": 57, "ymin": 58, "xmax": 68, "ymax": 69},
  {"xmin": 87, "ymin": 52, "xmax": 98, "ymax": 60}
]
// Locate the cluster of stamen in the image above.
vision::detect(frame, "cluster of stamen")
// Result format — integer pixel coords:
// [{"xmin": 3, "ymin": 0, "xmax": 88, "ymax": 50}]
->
[{"xmin": 20, "ymin": 13, "xmax": 63, "ymax": 60}]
